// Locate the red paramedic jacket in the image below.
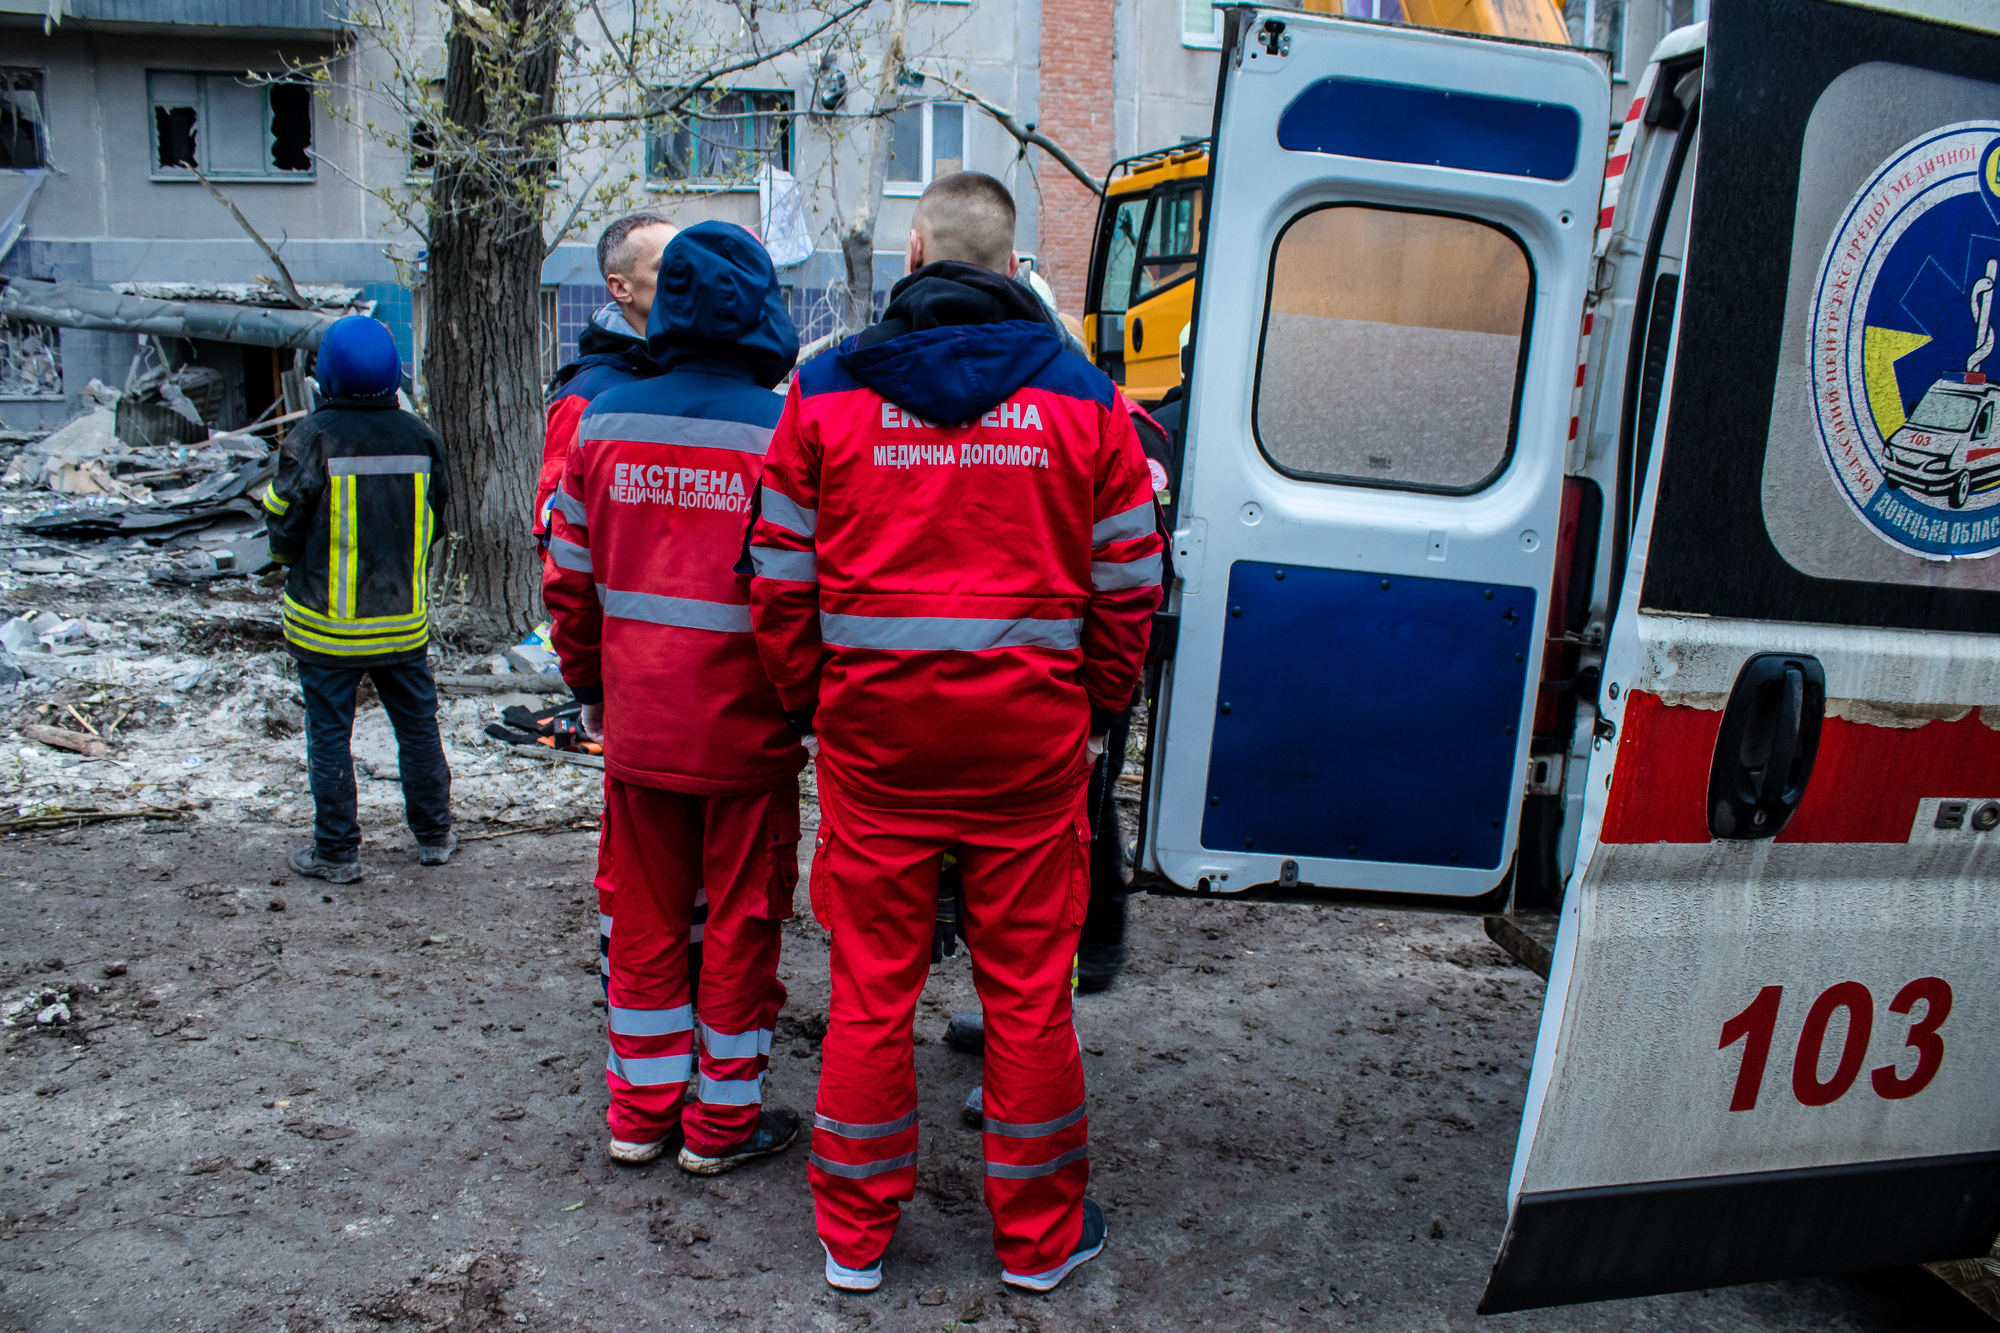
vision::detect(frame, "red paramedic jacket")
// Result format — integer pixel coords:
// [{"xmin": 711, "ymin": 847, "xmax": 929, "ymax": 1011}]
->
[
  {"xmin": 543, "ymin": 223, "xmax": 804, "ymax": 794},
  {"xmin": 533, "ymin": 304, "xmax": 655, "ymax": 545},
  {"xmin": 748, "ymin": 262, "xmax": 1164, "ymax": 813}
]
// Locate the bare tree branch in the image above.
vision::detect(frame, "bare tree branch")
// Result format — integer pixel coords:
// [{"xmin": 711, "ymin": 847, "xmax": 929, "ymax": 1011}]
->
[
  {"xmin": 188, "ymin": 166, "xmax": 316, "ymax": 309},
  {"xmin": 923, "ymin": 72, "xmax": 1103, "ymax": 199},
  {"xmin": 522, "ymin": 0, "xmax": 877, "ymax": 131}
]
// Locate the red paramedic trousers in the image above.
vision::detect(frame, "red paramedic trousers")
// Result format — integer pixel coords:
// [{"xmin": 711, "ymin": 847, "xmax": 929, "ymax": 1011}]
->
[
  {"xmin": 600, "ymin": 777, "xmax": 798, "ymax": 1154},
  {"xmin": 807, "ymin": 779, "xmax": 1092, "ymax": 1278}
]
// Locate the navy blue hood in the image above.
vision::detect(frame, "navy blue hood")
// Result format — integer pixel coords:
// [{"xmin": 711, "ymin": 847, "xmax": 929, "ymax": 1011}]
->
[
  {"xmin": 648, "ymin": 221, "xmax": 798, "ymax": 389},
  {"xmin": 838, "ymin": 262, "xmax": 1063, "ymax": 424}
]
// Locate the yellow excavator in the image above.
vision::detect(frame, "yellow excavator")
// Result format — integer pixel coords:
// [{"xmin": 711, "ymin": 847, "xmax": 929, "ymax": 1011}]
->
[{"xmin": 1082, "ymin": 0, "xmax": 1571, "ymax": 404}]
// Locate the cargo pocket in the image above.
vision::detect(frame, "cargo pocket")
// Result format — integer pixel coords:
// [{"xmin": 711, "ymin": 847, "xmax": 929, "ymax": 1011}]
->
[
  {"xmin": 1067, "ymin": 814, "xmax": 1093, "ymax": 929},
  {"xmin": 758, "ymin": 798, "xmax": 802, "ymax": 923}
]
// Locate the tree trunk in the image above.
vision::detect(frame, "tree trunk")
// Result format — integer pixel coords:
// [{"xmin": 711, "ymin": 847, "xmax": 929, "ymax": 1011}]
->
[
  {"xmin": 424, "ymin": 2, "xmax": 568, "ymax": 642},
  {"xmin": 839, "ymin": 0, "xmax": 909, "ymax": 334}
]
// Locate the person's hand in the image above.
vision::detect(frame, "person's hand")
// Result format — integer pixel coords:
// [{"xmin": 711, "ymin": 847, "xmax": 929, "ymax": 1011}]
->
[
  {"xmin": 1086, "ymin": 731, "xmax": 1107, "ymax": 760},
  {"xmin": 802, "ymin": 732, "xmax": 821, "ymax": 759},
  {"xmin": 580, "ymin": 702, "xmax": 605, "ymax": 742}
]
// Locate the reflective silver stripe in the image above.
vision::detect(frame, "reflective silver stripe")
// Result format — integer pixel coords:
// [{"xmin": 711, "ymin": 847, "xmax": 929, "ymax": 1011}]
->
[
  {"xmin": 700, "ymin": 1023, "xmax": 773, "ymax": 1060},
  {"xmin": 809, "ymin": 1151, "xmax": 918, "ymax": 1179},
  {"xmin": 694, "ymin": 887, "xmax": 708, "ymax": 907},
  {"xmin": 749, "ymin": 546, "xmax": 817, "ymax": 583},
  {"xmin": 820, "ymin": 613, "xmax": 1081, "ymax": 653},
  {"xmin": 605, "ymin": 1049, "xmax": 693, "ymax": 1086},
  {"xmin": 760, "ymin": 487, "xmax": 817, "ymax": 538},
  {"xmin": 600, "ymin": 588, "xmax": 753, "ymax": 634},
  {"xmin": 689, "ymin": 922, "xmax": 705, "ymax": 944},
  {"xmin": 814, "ymin": 1109, "xmax": 918, "ymax": 1139},
  {"xmin": 582, "ymin": 412, "xmax": 774, "ymax": 455},
  {"xmin": 549, "ymin": 537, "xmax": 593, "ymax": 573},
  {"xmin": 1091, "ymin": 552, "xmax": 1162, "ymax": 591},
  {"xmin": 553, "ymin": 486, "xmax": 588, "ymax": 526},
  {"xmin": 599, "ymin": 954, "xmax": 610, "ymax": 976},
  {"xmin": 983, "ymin": 1104, "xmax": 1086, "ymax": 1139},
  {"xmin": 698, "ymin": 1072, "xmax": 763, "ymax": 1105},
  {"xmin": 329, "ymin": 454, "xmax": 431, "ymax": 476},
  {"xmin": 608, "ymin": 1003, "xmax": 693, "ymax": 1036},
  {"xmin": 599, "ymin": 911, "xmax": 613, "ymax": 936},
  {"xmin": 985, "ymin": 1145, "xmax": 1089, "ymax": 1179},
  {"xmin": 1092, "ymin": 500, "xmax": 1154, "ymax": 544}
]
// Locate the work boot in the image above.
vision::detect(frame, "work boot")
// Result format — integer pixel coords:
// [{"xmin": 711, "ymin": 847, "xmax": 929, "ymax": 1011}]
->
[
  {"xmin": 607, "ymin": 1129, "xmax": 682, "ymax": 1166},
  {"xmin": 677, "ymin": 1106, "xmax": 801, "ymax": 1175},
  {"xmin": 944, "ymin": 1012, "xmax": 985, "ymax": 1053},
  {"xmin": 289, "ymin": 848, "xmax": 362, "ymax": 884},
  {"xmin": 1001, "ymin": 1197, "xmax": 1108, "ymax": 1292},
  {"xmin": 415, "ymin": 831, "xmax": 458, "ymax": 866},
  {"xmin": 823, "ymin": 1240, "xmax": 884, "ymax": 1292}
]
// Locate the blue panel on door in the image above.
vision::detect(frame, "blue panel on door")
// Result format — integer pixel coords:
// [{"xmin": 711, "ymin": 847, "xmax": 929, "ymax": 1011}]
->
[
  {"xmin": 1199, "ymin": 561, "xmax": 1536, "ymax": 870},
  {"xmin": 1277, "ymin": 77, "xmax": 1582, "ymax": 182}
]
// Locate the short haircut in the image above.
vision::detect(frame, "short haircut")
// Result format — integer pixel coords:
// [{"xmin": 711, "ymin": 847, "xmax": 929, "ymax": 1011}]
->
[
  {"xmin": 912, "ymin": 172, "xmax": 1017, "ymax": 273},
  {"xmin": 596, "ymin": 212, "xmax": 676, "ymax": 281}
]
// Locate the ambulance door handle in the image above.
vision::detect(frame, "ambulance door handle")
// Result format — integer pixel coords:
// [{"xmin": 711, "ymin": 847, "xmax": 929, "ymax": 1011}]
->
[
  {"xmin": 1707, "ymin": 652, "xmax": 1826, "ymax": 840},
  {"xmin": 1758, "ymin": 665, "xmax": 1804, "ymax": 807}
]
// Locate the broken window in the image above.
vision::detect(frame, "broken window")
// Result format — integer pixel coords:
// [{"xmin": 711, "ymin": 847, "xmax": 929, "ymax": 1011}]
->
[
  {"xmin": 147, "ymin": 72, "xmax": 314, "ymax": 180},
  {"xmin": 646, "ymin": 89, "xmax": 792, "ymax": 185},
  {"xmin": 0, "ymin": 68, "xmax": 45, "ymax": 170},
  {"xmin": 0, "ymin": 322, "xmax": 62, "ymax": 400},
  {"xmin": 407, "ymin": 78, "xmax": 445, "ymax": 179}
]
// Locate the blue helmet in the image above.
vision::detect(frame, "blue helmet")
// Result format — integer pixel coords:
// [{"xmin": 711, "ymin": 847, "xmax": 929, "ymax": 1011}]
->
[{"xmin": 316, "ymin": 316, "xmax": 402, "ymax": 400}]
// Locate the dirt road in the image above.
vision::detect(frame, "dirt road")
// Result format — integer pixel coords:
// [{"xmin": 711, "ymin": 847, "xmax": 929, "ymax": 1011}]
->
[{"xmin": 0, "ymin": 817, "xmax": 1984, "ymax": 1332}]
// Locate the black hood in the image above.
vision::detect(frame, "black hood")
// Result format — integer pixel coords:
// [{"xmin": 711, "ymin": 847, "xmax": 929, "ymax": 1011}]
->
[
  {"xmin": 854, "ymin": 262, "xmax": 1052, "ymax": 350},
  {"xmin": 839, "ymin": 262, "xmax": 1066, "ymax": 423}
]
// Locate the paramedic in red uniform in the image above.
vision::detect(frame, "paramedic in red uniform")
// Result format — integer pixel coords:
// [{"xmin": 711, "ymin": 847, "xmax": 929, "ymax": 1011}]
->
[
  {"xmin": 544, "ymin": 222, "xmax": 806, "ymax": 1174},
  {"xmin": 748, "ymin": 172, "xmax": 1163, "ymax": 1293}
]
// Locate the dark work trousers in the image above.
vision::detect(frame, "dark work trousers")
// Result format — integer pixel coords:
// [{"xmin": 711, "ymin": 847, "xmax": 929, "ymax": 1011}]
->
[
  {"xmin": 297, "ymin": 657, "xmax": 453, "ymax": 861},
  {"xmin": 1079, "ymin": 704, "xmax": 1135, "ymax": 963}
]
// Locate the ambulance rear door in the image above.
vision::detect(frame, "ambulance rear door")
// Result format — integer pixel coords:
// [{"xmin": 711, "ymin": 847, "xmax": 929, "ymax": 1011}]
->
[
  {"xmin": 1485, "ymin": 0, "xmax": 2000, "ymax": 1312},
  {"xmin": 1141, "ymin": 8, "xmax": 1607, "ymax": 905}
]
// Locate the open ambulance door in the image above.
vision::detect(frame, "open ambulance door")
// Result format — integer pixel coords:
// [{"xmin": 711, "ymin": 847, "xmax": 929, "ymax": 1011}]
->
[
  {"xmin": 1478, "ymin": 0, "xmax": 2000, "ymax": 1311},
  {"xmin": 1139, "ymin": 9, "xmax": 1605, "ymax": 908}
]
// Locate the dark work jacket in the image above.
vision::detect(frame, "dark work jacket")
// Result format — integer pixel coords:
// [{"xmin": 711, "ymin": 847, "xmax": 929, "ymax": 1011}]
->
[{"xmin": 264, "ymin": 395, "xmax": 450, "ymax": 666}]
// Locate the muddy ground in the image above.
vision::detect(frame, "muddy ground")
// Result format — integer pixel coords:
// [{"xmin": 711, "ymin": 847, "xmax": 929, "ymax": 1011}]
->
[{"xmin": 0, "ymin": 812, "xmax": 1987, "ymax": 1333}]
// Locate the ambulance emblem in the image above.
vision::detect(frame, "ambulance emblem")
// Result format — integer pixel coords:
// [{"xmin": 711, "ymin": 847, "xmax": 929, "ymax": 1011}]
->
[{"xmin": 1809, "ymin": 121, "xmax": 2000, "ymax": 559}]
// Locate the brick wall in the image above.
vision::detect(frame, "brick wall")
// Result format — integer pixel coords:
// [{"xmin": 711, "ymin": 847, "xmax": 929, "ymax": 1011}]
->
[{"xmin": 1036, "ymin": 0, "xmax": 1116, "ymax": 315}]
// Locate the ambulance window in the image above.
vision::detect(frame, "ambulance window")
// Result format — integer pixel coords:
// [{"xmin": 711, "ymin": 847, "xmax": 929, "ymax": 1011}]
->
[
  {"xmin": 1253, "ymin": 205, "xmax": 1532, "ymax": 493},
  {"xmin": 1977, "ymin": 401, "xmax": 1994, "ymax": 440}
]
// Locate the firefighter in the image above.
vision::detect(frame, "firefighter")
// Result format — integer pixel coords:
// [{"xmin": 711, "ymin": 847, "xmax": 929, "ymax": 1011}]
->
[
  {"xmin": 748, "ymin": 172, "xmax": 1164, "ymax": 1293},
  {"xmin": 266, "ymin": 315, "xmax": 454, "ymax": 883},
  {"xmin": 544, "ymin": 222, "xmax": 806, "ymax": 1173}
]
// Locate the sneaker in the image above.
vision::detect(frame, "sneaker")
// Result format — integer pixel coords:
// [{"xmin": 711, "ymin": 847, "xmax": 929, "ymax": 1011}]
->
[
  {"xmin": 607, "ymin": 1133, "xmax": 678, "ymax": 1165},
  {"xmin": 289, "ymin": 848, "xmax": 363, "ymax": 884},
  {"xmin": 416, "ymin": 832, "xmax": 458, "ymax": 866},
  {"xmin": 1001, "ymin": 1197, "xmax": 1107, "ymax": 1293},
  {"xmin": 823, "ymin": 1240, "xmax": 884, "ymax": 1292},
  {"xmin": 961, "ymin": 1084, "xmax": 984, "ymax": 1129},
  {"xmin": 677, "ymin": 1106, "xmax": 801, "ymax": 1175},
  {"xmin": 944, "ymin": 1012, "xmax": 985, "ymax": 1053}
]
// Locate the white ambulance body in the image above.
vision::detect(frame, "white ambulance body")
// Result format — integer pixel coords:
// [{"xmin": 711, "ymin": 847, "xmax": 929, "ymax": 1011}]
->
[{"xmin": 1143, "ymin": 0, "xmax": 2000, "ymax": 1310}]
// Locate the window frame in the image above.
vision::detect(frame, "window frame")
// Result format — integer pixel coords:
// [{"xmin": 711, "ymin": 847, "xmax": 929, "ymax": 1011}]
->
[
  {"xmin": 1182, "ymin": 0, "xmax": 1223, "ymax": 50},
  {"xmin": 0, "ymin": 67, "xmax": 48, "ymax": 172},
  {"xmin": 1126, "ymin": 183, "xmax": 1204, "ymax": 310},
  {"xmin": 1248, "ymin": 202, "xmax": 1538, "ymax": 498},
  {"xmin": 645, "ymin": 87, "xmax": 795, "ymax": 191},
  {"xmin": 145, "ymin": 70, "xmax": 315, "ymax": 183},
  {"xmin": 882, "ymin": 100, "xmax": 966, "ymax": 198}
]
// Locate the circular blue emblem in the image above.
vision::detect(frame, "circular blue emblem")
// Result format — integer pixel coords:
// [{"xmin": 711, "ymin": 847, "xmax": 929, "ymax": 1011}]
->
[{"xmin": 1810, "ymin": 121, "xmax": 2000, "ymax": 560}]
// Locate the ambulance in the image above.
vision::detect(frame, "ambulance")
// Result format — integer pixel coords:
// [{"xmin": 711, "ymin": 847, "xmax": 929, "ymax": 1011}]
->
[{"xmin": 1133, "ymin": 0, "xmax": 2000, "ymax": 1311}]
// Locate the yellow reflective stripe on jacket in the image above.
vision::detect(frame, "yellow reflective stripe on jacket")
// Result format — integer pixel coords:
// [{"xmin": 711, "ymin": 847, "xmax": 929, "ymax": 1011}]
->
[
  {"xmin": 327, "ymin": 473, "xmax": 360, "ymax": 619},
  {"xmin": 281, "ymin": 619, "xmax": 431, "ymax": 657},
  {"xmin": 412, "ymin": 471, "xmax": 429, "ymax": 616},
  {"xmin": 261, "ymin": 485, "xmax": 290, "ymax": 516},
  {"xmin": 281, "ymin": 594, "xmax": 426, "ymax": 635}
]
